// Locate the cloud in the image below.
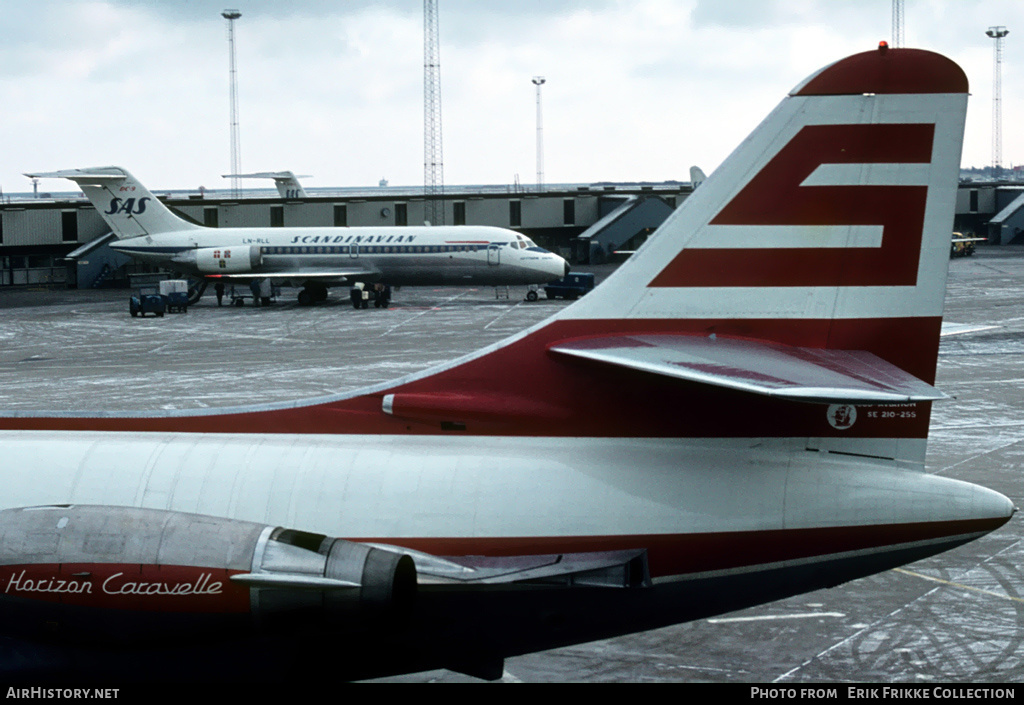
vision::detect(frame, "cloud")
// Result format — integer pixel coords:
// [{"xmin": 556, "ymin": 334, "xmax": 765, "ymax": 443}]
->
[{"xmin": 4, "ymin": 0, "xmax": 1024, "ymax": 194}]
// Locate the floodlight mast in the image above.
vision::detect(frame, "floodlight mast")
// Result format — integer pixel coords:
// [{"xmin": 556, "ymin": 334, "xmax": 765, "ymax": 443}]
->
[
  {"xmin": 986, "ymin": 26, "xmax": 1009, "ymax": 177},
  {"xmin": 223, "ymin": 9, "xmax": 243, "ymax": 199},
  {"xmin": 424, "ymin": 0, "xmax": 445, "ymax": 226}
]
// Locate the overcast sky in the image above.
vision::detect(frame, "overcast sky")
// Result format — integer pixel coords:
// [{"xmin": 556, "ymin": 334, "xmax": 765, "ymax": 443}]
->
[{"xmin": 2, "ymin": 0, "xmax": 1023, "ymax": 193}]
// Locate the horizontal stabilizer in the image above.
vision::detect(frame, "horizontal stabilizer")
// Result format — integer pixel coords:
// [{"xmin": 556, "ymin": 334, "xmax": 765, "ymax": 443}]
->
[
  {"xmin": 24, "ymin": 167, "xmax": 127, "ymax": 183},
  {"xmin": 549, "ymin": 335, "xmax": 947, "ymax": 404}
]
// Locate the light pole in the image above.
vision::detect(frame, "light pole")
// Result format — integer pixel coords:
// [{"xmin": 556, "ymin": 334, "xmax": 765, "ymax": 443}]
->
[
  {"xmin": 532, "ymin": 76, "xmax": 546, "ymax": 191},
  {"xmin": 223, "ymin": 9, "xmax": 242, "ymax": 199},
  {"xmin": 986, "ymin": 26, "xmax": 1009, "ymax": 178}
]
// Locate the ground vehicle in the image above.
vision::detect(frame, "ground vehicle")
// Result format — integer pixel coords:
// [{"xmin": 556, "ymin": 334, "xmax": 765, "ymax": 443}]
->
[
  {"xmin": 350, "ymin": 282, "xmax": 391, "ymax": 309},
  {"xmin": 128, "ymin": 287, "xmax": 165, "ymax": 317},
  {"xmin": 160, "ymin": 280, "xmax": 189, "ymax": 313},
  {"xmin": 543, "ymin": 272, "xmax": 595, "ymax": 300},
  {"xmin": 951, "ymin": 232, "xmax": 985, "ymax": 258}
]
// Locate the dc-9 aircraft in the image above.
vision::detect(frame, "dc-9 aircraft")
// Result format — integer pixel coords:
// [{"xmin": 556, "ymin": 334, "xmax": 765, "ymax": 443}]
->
[
  {"xmin": 26, "ymin": 167, "xmax": 569, "ymax": 306},
  {"xmin": 0, "ymin": 45, "xmax": 1012, "ymax": 681}
]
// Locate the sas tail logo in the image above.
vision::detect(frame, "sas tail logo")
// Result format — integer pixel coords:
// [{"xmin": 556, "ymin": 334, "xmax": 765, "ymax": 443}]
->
[{"xmin": 105, "ymin": 197, "xmax": 151, "ymax": 216}]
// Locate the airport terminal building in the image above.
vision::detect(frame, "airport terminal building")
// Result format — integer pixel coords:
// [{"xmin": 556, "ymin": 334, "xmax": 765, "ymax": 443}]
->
[
  {"xmin": 0, "ymin": 179, "xmax": 1019, "ymax": 289},
  {"xmin": 0, "ymin": 182, "xmax": 691, "ymax": 289}
]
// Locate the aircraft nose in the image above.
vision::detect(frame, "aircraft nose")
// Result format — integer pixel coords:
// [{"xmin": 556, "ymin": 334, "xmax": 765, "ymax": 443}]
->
[{"xmin": 545, "ymin": 253, "xmax": 569, "ymax": 281}]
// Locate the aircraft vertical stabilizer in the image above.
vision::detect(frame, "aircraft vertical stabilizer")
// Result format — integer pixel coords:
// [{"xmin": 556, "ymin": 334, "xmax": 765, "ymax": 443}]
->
[{"xmin": 24, "ymin": 166, "xmax": 201, "ymax": 238}]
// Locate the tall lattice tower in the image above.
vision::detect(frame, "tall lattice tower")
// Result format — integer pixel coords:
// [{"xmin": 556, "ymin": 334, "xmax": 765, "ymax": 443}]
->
[
  {"xmin": 987, "ymin": 26, "xmax": 1010, "ymax": 177},
  {"xmin": 423, "ymin": 0, "xmax": 445, "ymax": 225},
  {"xmin": 223, "ymin": 10, "xmax": 242, "ymax": 199},
  {"xmin": 891, "ymin": 0, "xmax": 905, "ymax": 47}
]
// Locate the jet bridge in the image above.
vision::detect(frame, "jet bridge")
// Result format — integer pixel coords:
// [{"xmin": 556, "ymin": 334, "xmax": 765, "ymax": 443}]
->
[
  {"xmin": 63, "ymin": 232, "xmax": 133, "ymax": 288},
  {"xmin": 572, "ymin": 195, "xmax": 676, "ymax": 264},
  {"xmin": 988, "ymin": 189, "xmax": 1024, "ymax": 244}
]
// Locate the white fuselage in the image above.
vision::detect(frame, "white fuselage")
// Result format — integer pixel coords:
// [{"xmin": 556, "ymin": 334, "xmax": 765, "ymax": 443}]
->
[
  {"xmin": 110, "ymin": 225, "xmax": 569, "ymax": 287},
  {"xmin": 0, "ymin": 431, "xmax": 1009, "ymax": 581}
]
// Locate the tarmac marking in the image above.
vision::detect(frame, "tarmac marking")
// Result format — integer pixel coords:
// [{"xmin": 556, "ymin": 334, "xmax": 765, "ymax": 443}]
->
[
  {"xmin": 771, "ymin": 539, "xmax": 1024, "ymax": 683},
  {"xmin": 653, "ymin": 662, "xmax": 749, "ymax": 676},
  {"xmin": 378, "ymin": 292, "xmax": 471, "ymax": 337},
  {"xmin": 893, "ymin": 566, "xmax": 1024, "ymax": 603},
  {"xmin": 933, "ymin": 436, "xmax": 1024, "ymax": 474},
  {"xmin": 484, "ymin": 301, "xmax": 525, "ymax": 330},
  {"xmin": 707, "ymin": 612, "xmax": 845, "ymax": 624}
]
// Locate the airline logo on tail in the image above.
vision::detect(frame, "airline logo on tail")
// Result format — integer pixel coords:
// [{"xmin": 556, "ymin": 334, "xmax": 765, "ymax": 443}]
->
[
  {"xmin": 650, "ymin": 123, "xmax": 934, "ymax": 288},
  {"xmin": 104, "ymin": 197, "xmax": 151, "ymax": 216}
]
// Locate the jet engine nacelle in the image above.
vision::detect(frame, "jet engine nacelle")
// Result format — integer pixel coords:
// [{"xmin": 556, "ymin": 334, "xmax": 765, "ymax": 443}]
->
[
  {"xmin": 0, "ymin": 505, "xmax": 415, "ymax": 645},
  {"xmin": 193, "ymin": 245, "xmax": 262, "ymax": 273}
]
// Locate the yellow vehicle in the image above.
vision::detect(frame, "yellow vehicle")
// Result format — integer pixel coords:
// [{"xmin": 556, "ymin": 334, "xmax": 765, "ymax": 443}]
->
[{"xmin": 951, "ymin": 232, "xmax": 985, "ymax": 258}]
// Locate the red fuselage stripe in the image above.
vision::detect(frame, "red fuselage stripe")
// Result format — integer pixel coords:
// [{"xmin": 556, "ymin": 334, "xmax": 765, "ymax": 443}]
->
[
  {"xmin": 0, "ymin": 317, "xmax": 942, "ymax": 438},
  {"xmin": 0, "ymin": 517, "xmax": 1004, "ymax": 613}
]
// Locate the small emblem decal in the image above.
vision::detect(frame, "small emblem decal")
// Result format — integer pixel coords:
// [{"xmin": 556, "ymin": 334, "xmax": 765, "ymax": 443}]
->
[{"xmin": 827, "ymin": 404, "xmax": 857, "ymax": 430}]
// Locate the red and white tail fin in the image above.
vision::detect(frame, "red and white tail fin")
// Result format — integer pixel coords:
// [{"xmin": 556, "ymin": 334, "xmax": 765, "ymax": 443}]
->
[
  {"xmin": 558, "ymin": 46, "xmax": 966, "ymax": 374},
  {"xmin": 377, "ymin": 47, "xmax": 968, "ymax": 453}
]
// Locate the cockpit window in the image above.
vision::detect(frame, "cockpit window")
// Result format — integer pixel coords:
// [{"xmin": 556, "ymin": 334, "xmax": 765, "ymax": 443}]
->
[{"xmin": 502, "ymin": 237, "xmax": 537, "ymax": 249}]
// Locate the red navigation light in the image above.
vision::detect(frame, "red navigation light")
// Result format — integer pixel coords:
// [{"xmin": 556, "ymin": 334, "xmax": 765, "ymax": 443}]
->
[{"xmin": 879, "ymin": 40, "xmax": 890, "ymax": 51}]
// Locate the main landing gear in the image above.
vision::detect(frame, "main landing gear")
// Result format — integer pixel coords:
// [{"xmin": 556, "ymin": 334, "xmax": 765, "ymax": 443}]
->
[{"xmin": 298, "ymin": 284, "xmax": 329, "ymax": 306}]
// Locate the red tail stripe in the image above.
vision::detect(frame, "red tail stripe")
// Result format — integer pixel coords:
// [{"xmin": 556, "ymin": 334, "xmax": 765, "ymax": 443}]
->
[{"xmin": 651, "ymin": 124, "xmax": 933, "ymax": 288}]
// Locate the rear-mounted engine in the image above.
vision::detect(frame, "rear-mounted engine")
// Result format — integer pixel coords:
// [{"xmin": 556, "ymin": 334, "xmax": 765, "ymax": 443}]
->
[
  {"xmin": 185, "ymin": 245, "xmax": 262, "ymax": 273},
  {"xmin": 0, "ymin": 505, "xmax": 415, "ymax": 645}
]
